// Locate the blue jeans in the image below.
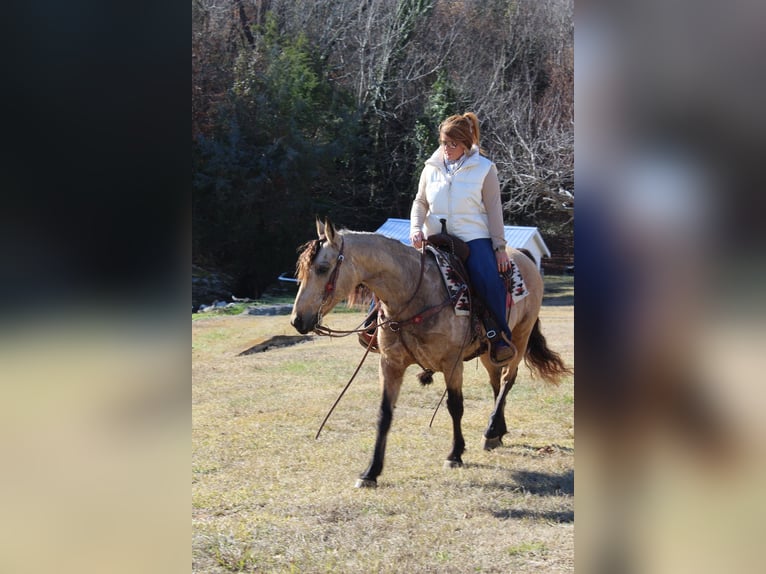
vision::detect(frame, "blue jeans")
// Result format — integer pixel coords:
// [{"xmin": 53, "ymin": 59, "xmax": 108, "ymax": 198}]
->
[{"xmin": 465, "ymin": 238, "xmax": 511, "ymax": 340}]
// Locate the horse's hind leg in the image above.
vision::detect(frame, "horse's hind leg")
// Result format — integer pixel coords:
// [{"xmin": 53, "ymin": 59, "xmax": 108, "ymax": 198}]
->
[{"xmin": 482, "ymin": 364, "xmax": 519, "ymax": 450}]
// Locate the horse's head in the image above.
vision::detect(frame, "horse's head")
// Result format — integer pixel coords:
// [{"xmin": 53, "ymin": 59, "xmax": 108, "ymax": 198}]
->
[{"xmin": 290, "ymin": 217, "xmax": 352, "ymax": 334}]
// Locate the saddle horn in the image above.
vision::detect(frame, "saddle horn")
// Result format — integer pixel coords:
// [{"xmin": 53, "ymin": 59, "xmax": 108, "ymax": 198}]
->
[{"xmin": 425, "ymin": 218, "xmax": 470, "ymax": 262}]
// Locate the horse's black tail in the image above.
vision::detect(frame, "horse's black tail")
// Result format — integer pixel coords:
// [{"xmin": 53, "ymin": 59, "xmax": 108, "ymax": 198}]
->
[{"xmin": 524, "ymin": 318, "xmax": 572, "ymax": 385}]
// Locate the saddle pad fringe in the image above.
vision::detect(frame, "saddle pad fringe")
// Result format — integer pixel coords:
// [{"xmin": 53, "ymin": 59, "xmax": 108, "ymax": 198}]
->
[{"xmin": 506, "ymin": 259, "xmax": 529, "ymax": 303}]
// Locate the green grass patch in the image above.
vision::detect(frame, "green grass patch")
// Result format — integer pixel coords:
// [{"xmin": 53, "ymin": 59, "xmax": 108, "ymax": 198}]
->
[
  {"xmin": 192, "ymin": 304, "xmax": 249, "ymax": 320},
  {"xmin": 507, "ymin": 541, "xmax": 549, "ymax": 556}
]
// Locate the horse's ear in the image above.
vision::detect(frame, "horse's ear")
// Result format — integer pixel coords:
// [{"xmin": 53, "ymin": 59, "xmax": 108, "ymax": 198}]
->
[
  {"xmin": 324, "ymin": 217, "xmax": 340, "ymax": 248},
  {"xmin": 316, "ymin": 216, "xmax": 325, "ymax": 239}
]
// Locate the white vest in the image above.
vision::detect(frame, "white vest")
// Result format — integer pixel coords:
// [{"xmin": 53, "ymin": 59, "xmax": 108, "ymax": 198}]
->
[{"xmin": 421, "ymin": 147, "xmax": 494, "ymax": 242}]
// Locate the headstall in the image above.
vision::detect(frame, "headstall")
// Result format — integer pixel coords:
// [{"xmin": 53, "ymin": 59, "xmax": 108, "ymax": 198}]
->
[{"xmin": 319, "ymin": 236, "xmax": 345, "ymax": 309}]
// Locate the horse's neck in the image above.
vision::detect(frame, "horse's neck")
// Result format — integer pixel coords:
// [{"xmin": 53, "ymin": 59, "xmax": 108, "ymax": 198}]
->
[{"xmin": 345, "ymin": 234, "xmax": 425, "ymax": 310}]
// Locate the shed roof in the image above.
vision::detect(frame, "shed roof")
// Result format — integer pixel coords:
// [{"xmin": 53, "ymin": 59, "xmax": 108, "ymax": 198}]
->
[{"xmin": 374, "ymin": 218, "xmax": 551, "ymax": 258}]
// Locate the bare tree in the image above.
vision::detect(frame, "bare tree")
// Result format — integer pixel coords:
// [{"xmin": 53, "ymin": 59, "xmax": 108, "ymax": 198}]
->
[{"xmin": 193, "ymin": 0, "xmax": 574, "ymax": 289}]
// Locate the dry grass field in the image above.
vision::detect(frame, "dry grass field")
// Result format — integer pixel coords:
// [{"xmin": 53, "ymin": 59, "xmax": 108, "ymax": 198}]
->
[{"xmin": 193, "ymin": 277, "xmax": 573, "ymax": 573}]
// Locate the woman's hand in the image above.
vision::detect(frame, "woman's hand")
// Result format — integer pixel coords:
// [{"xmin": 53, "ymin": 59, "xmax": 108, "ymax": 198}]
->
[
  {"xmin": 410, "ymin": 231, "xmax": 425, "ymax": 249},
  {"xmin": 495, "ymin": 247, "xmax": 510, "ymax": 272}
]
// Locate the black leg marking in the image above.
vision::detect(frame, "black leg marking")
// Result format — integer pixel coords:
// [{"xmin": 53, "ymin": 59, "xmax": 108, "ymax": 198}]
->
[
  {"xmin": 484, "ymin": 367, "xmax": 518, "ymax": 443},
  {"xmin": 445, "ymin": 388, "xmax": 465, "ymax": 466},
  {"xmin": 359, "ymin": 389, "xmax": 394, "ymax": 484}
]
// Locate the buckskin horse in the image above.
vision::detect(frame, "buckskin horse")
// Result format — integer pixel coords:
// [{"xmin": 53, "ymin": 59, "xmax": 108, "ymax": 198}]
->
[{"xmin": 290, "ymin": 218, "xmax": 571, "ymax": 488}]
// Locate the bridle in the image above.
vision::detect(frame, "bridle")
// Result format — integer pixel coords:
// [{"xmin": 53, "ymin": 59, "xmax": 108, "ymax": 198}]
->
[
  {"xmin": 317, "ymin": 235, "xmax": 345, "ymax": 319},
  {"xmin": 312, "ymin": 239, "xmax": 468, "ymax": 338}
]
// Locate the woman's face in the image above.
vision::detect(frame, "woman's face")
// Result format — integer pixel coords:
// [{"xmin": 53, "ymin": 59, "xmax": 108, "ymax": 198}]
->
[{"xmin": 439, "ymin": 132, "xmax": 467, "ymax": 161}]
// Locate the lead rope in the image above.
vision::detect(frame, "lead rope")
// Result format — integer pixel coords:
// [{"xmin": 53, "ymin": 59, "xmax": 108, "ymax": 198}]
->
[{"xmin": 315, "ymin": 319, "xmax": 377, "ymax": 439}]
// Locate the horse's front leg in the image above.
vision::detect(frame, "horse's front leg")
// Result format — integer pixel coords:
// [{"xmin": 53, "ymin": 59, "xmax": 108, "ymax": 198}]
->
[
  {"xmin": 356, "ymin": 357, "xmax": 404, "ymax": 488},
  {"xmin": 444, "ymin": 365, "xmax": 466, "ymax": 468}
]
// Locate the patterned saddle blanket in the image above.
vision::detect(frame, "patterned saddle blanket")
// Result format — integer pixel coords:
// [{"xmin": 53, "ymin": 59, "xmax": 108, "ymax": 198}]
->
[
  {"xmin": 426, "ymin": 245, "xmax": 529, "ymax": 316},
  {"xmin": 426, "ymin": 245, "xmax": 471, "ymax": 315},
  {"xmin": 506, "ymin": 256, "xmax": 530, "ymax": 304}
]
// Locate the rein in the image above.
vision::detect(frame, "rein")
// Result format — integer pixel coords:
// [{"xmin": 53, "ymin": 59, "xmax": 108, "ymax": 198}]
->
[
  {"xmin": 315, "ymin": 327, "xmax": 377, "ymax": 439},
  {"xmin": 386, "ymin": 283, "xmax": 467, "ymax": 332},
  {"xmin": 313, "ymin": 246, "xmax": 429, "ymax": 337},
  {"xmin": 312, "ymin": 254, "xmax": 463, "ymax": 337}
]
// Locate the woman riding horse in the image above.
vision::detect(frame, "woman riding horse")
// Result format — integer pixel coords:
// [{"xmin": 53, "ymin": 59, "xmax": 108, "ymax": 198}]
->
[
  {"xmin": 291, "ymin": 218, "xmax": 570, "ymax": 487},
  {"xmin": 410, "ymin": 112, "xmax": 514, "ymax": 364}
]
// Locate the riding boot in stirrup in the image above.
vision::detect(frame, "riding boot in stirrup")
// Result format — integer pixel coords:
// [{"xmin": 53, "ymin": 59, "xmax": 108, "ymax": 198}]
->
[{"xmin": 490, "ymin": 331, "xmax": 516, "ymax": 365}]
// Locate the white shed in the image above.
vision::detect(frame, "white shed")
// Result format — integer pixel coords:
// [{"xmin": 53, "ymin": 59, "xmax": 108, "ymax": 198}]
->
[{"xmin": 374, "ymin": 218, "xmax": 551, "ymax": 270}]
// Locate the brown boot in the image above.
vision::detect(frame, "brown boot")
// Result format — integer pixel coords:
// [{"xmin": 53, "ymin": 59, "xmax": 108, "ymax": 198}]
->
[{"xmin": 491, "ymin": 341, "xmax": 516, "ymax": 364}]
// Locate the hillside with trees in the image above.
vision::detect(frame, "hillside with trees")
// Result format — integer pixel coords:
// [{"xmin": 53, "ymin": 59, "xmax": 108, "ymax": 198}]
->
[{"xmin": 192, "ymin": 0, "xmax": 573, "ymax": 297}]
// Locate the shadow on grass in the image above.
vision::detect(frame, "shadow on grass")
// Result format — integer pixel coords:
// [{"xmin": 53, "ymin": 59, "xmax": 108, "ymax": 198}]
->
[
  {"xmin": 462, "ymin": 466, "xmax": 573, "ymax": 495},
  {"xmin": 474, "ymin": 469, "xmax": 573, "ymax": 494},
  {"xmin": 511, "ymin": 469, "xmax": 574, "ymax": 495},
  {"xmin": 492, "ymin": 508, "xmax": 574, "ymax": 523},
  {"xmin": 481, "ymin": 469, "xmax": 574, "ymax": 523}
]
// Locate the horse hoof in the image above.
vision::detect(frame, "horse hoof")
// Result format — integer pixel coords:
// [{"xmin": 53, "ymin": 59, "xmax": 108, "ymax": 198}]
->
[
  {"xmin": 355, "ymin": 478, "xmax": 378, "ymax": 488},
  {"xmin": 483, "ymin": 436, "xmax": 502, "ymax": 450},
  {"xmin": 443, "ymin": 459, "xmax": 463, "ymax": 469}
]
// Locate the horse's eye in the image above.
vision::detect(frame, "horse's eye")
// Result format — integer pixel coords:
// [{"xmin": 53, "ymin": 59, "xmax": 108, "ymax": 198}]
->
[{"xmin": 315, "ymin": 265, "xmax": 330, "ymax": 275}]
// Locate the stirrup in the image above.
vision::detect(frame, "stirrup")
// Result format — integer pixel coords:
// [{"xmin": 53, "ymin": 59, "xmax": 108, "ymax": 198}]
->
[
  {"xmin": 488, "ymin": 334, "xmax": 516, "ymax": 367},
  {"xmin": 358, "ymin": 301, "xmax": 380, "ymax": 353},
  {"xmin": 357, "ymin": 326, "xmax": 380, "ymax": 353}
]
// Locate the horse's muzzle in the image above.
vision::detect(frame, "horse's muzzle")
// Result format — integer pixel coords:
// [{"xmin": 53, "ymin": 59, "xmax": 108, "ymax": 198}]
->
[{"xmin": 290, "ymin": 313, "xmax": 317, "ymax": 335}]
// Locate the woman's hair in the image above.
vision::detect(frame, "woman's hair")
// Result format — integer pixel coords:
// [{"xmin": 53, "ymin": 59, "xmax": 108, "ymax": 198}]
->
[{"xmin": 439, "ymin": 112, "xmax": 483, "ymax": 153}]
